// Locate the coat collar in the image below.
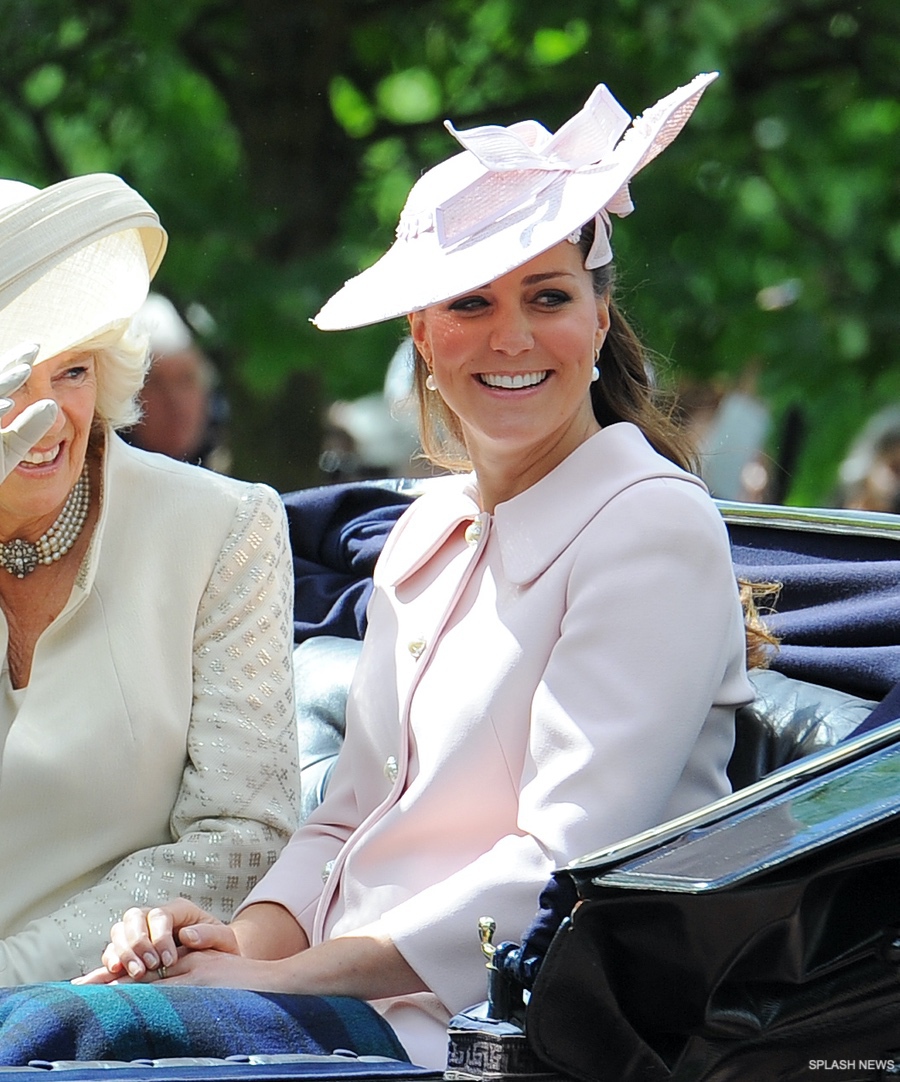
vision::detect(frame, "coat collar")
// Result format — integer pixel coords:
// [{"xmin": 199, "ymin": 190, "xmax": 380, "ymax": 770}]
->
[
  {"xmin": 382, "ymin": 472, "xmax": 479, "ymax": 585},
  {"xmin": 386, "ymin": 424, "xmax": 707, "ymax": 587},
  {"xmin": 493, "ymin": 423, "xmax": 706, "ymax": 584}
]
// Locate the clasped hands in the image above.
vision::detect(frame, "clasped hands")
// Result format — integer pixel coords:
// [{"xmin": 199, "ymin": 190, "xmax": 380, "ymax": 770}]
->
[
  {"xmin": 0, "ymin": 343, "xmax": 58, "ymax": 482},
  {"xmin": 73, "ymin": 898, "xmax": 306, "ymax": 990},
  {"xmin": 74, "ymin": 898, "xmax": 245, "ymax": 986},
  {"xmin": 76, "ymin": 899, "xmax": 420, "ymax": 1001}
]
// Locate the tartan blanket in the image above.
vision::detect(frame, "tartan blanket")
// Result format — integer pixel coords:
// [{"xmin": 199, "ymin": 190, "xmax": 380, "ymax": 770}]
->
[{"xmin": 0, "ymin": 984, "xmax": 409, "ymax": 1066}]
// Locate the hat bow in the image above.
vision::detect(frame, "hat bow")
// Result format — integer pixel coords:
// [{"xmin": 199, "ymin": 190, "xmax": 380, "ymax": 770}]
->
[{"xmin": 421, "ymin": 84, "xmax": 633, "ymax": 251}]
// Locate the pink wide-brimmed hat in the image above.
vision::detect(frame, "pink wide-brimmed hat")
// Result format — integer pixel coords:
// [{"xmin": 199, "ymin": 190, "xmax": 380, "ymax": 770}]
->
[
  {"xmin": 0, "ymin": 173, "xmax": 167, "ymax": 364},
  {"xmin": 314, "ymin": 71, "xmax": 717, "ymax": 331}
]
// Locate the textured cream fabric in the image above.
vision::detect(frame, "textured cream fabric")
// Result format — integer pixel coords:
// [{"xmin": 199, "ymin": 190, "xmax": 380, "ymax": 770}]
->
[{"xmin": 0, "ymin": 434, "xmax": 297, "ymax": 983}]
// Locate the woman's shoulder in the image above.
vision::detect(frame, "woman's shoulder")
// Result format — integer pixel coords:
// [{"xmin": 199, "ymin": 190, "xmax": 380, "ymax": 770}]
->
[
  {"xmin": 110, "ymin": 434, "xmax": 276, "ymax": 508},
  {"xmin": 576, "ymin": 425, "xmax": 721, "ymax": 532},
  {"xmin": 104, "ymin": 436, "xmax": 285, "ymax": 560}
]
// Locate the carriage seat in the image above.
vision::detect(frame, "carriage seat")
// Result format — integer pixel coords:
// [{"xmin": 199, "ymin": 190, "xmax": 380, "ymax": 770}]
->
[
  {"xmin": 293, "ymin": 636, "xmax": 363, "ymax": 823},
  {"xmin": 728, "ymin": 667, "xmax": 877, "ymax": 789},
  {"xmin": 292, "ymin": 636, "xmax": 878, "ymax": 821}
]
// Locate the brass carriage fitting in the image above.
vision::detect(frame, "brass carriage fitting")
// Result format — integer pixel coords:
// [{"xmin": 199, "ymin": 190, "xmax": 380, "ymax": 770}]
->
[{"xmin": 477, "ymin": 916, "xmax": 497, "ymax": 965}]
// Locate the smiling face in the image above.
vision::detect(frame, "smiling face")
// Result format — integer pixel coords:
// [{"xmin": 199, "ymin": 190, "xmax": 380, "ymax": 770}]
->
[
  {"xmin": 409, "ymin": 241, "xmax": 610, "ymax": 497},
  {"xmin": 0, "ymin": 350, "xmax": 98, "ymax": 537}
]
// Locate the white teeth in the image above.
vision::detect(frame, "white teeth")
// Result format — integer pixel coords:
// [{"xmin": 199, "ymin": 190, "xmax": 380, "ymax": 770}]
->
[
  {"xmin": 481, "ymin": 371, "xmax": 548, "ymax": 389},
  {"xmin": 22, "ymin": 445, "xmax": 59, "ymax": 465}
]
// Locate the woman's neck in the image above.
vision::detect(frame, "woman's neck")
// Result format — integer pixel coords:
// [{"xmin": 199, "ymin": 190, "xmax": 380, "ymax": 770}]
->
[{"xmin": 469, "ymin": 417, "xmax": 601, "ymax": 513}]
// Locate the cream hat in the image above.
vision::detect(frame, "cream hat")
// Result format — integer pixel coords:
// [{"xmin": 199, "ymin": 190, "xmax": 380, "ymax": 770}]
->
[
  {"xmin": 0, "ymin": 173, "xmax": 167, "ymax": 364},
  {"xmin": 314, "ymin": 72, "xmax": 717, "ymax": 331}
]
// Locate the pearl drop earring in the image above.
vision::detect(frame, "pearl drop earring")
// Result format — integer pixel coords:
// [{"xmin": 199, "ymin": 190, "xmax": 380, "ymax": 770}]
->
[
  {"xmin": 591, "ymin": 346, "xmax": 601, "ymax": 383},
  {"xmin": 425, "ymin": 373, "xmax": 437, "ymax": 392}
]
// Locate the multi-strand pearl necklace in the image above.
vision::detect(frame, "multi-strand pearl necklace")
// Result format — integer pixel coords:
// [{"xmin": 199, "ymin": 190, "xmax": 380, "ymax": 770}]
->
[{"xmin": 0, "ymin": 469, "xmax": 91, "ymax": 578}]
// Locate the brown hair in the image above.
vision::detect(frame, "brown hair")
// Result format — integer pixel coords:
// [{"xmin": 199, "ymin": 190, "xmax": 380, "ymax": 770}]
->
[
  {"xmin": 410, "ymin": 220, "xmax": 696, "ymax": 472},
  {"xmin": 740, "ymin": 579, "xmax": 781, "ymax": 670},
  {"xmin": 411, "ymin": 344, "xmax": 468, "ymax": 470}
]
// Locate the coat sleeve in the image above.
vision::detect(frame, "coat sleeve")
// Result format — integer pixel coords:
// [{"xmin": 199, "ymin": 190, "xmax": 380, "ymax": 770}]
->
[
  {"xmin": 0, "ymin": 485, "xmax": 299, "ymax": 984},
  {"xmin": 381, "ymin": 480, "xmax": 751, "ymax": 1016},
  {"xmin": 234, "ymin": 681, "xmax": 367, "ymax": 936}
]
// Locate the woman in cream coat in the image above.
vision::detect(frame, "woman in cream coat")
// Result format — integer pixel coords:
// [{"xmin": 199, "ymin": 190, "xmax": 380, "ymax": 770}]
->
[
  {"xmin": 0, "ymin": 174, "xmax": 298, "ymax": 983},
  {"xmin": 92, "ymin": 74, "xmax": 753, "ymax": 1070}
]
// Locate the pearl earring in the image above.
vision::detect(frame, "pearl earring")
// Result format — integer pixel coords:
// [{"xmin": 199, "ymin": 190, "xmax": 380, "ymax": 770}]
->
[
  {"xmin": 425, "ymin": 373, "xmax": 437, "ymax": 391},
  {"xmin": 591, "ymin": 346, "xmax": 601, "ymax": 383}
]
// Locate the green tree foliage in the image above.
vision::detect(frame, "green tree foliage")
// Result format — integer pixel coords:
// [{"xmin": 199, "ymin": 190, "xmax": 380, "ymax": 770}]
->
[{"xmin": 0, "ymin": 0, "xmax": 897, "ymax": 500}]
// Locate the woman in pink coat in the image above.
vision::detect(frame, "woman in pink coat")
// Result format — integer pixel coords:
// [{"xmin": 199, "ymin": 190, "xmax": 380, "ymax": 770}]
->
[{"xmin": 86, "ymin": 72, "xmax": 753, "ymax": 1069}]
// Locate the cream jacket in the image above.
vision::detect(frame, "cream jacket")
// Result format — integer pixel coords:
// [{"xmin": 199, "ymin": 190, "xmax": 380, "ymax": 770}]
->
[
  {"xmin": 0, "ymin": 434, "xmax": 298, "ymax": 984},
  {"xmin": 243, "ymin": 424, "xmax": 753, "ymax": 1067}
]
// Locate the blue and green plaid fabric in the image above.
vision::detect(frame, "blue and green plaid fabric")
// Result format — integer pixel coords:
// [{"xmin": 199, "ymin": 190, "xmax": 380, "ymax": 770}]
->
[{"xmin": 0, "ymin": 984, "xmax": 408, "ymax": 1066}]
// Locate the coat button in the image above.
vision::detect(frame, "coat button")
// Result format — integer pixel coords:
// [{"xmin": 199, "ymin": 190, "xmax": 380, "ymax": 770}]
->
[
  {"xmin": 321, "ymin": 859, "xmax": 335, "ymax": 883},
  {"xmin": 407, "ymin": 637, "xmax": 426, "ymax": 659},
  {"xmin": 465, "ymin": 518, "xmax": 483, "ymax": 544},
  {"xmin": 384, "ymin": 755, "xmax": 399, "ymax": 783}
]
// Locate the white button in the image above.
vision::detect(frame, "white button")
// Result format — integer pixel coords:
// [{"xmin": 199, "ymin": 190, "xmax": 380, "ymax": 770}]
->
[
  {"xmin": 465, "ymin": 518, "xmax": 483, "ymax": 544},
  {"xmin": 384, "ymin": 755, "xmax": 399, "ymax": 783},
  {"xmin": 321, "ymin": 859, "xmax": 335, "ymax": 882},
  {"xmin": 408, "ymin": 637, "xmax": 426, "ymax": 659}
]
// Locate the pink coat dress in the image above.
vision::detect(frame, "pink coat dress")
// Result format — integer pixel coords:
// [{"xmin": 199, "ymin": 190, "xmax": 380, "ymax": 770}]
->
[{"xmin": 241, "ymin": 422, "xmax": 754, "ymax": 1067}]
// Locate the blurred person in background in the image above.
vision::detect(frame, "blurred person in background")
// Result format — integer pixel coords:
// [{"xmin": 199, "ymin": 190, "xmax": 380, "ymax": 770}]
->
[
  {"xmin": 126, "ymin": 293, "xmax": 231, "ymax": 473},
  {"xmin": 835, "ymin": 406, "xmax": 900, "ymax": 514},
  {"xmin": 678, "ymin": 365, "xmax": 772, "ymax": 504},
  {"xmin": 319, "ymin": 338, "xmax": 434, "ymax": 483}
]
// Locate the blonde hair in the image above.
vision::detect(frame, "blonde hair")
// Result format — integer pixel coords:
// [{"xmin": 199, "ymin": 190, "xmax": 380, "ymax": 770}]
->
[{"xmin": 81, "ymin": 320, "xmax": 151, "ymax": 430}]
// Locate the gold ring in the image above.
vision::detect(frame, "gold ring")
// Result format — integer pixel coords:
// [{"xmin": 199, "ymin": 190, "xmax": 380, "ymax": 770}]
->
[{"xmin": 157, "ymin": 965, "xmax": 168, "ymax": 980}]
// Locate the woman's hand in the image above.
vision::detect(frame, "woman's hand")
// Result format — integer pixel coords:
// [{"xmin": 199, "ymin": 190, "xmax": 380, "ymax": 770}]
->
[
  {"xmin": 74, "ymin": 900, "xmax": 307, "ymax": 985},
  {"xmin": 77, "ymin": 947, "xmax": 286, "ymax": 992},
  {"xmin": 77, "ymin": 914, "xmax": 428, "ymax": 1003},
  {"xmin": 73, "ymin": 899, "xmax": 236, "ymax": 984},
  {"xmin": 131, "ymin": 949, "xmax": 289, "ymax": 990},
  {"xmin": 0, "ymin": 343, "xmax": 58, "ymax": 482}
]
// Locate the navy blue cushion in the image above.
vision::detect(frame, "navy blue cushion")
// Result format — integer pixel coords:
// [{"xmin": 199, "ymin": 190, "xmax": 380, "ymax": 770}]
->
[
  {"xmin": 729, "ymin": 521, "xmax": 900, "ymax": 700},
  {"xmin": 282, "ymin": 482, "xmax": 413, "ymax": 644}
]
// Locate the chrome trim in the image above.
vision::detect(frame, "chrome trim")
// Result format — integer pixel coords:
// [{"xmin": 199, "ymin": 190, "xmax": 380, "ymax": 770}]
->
[
  {"xmin": 597, "ymin": 752, "xmax": 900, "ymax": 893},
  {"xmin": 370, "ymin": 486, "xmax": 900, "ymax": 539},
  {"xmin": 715, "ymin": 500, "xmax": 900, "ymax": 541},
  {"xmin": 564, "ymin": 717, "xmax": 900, "ymax": 878}
]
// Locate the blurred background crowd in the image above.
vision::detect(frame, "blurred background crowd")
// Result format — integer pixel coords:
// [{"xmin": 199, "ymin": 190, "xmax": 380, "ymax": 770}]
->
[{"xmin": 6, "ymin": 0, "xmax": 897, "ymax": 512}]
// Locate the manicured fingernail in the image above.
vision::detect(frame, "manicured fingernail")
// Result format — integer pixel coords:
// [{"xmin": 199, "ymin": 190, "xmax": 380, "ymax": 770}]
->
[
  {"xmin": 181, "ymin": 928, "xmax": 199, "ymax": 945},
  {"xmin": 161, "ymin": 950, "xmax": 175, "ymax": 967},
  {"xmin": 143, "ymin": 953, "xmax": 158, "ymax": 969},
  {"xmin": 127, "ymin": 961, "xmax": 142, "ymax": 977}
]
